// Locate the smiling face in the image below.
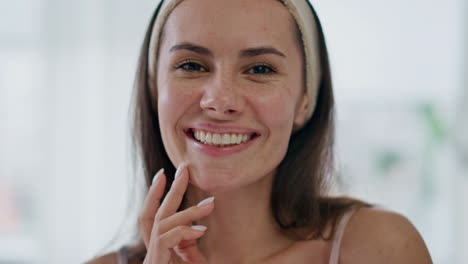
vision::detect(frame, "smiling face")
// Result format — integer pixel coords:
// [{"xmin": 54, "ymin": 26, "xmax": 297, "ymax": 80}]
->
[{"xmin": 155, "ymin": 0, "xmax": 309, "ymax": 192}]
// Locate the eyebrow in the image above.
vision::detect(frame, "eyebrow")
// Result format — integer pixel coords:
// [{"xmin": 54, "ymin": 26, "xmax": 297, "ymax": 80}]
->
[
  {"xmin": 239, "ymin": 47, "xmax": 286, "ymax": 58},
  {"xmin": 169, "ymin": 42, "xmax": 286, "ymax": 58},
  {"xmin": 170, "ymin": 42, "xmax": 212, "ymax": 57}
]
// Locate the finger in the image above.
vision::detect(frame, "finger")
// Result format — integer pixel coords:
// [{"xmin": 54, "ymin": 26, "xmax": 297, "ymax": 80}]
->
[
  {"xmin": 156, "ymin": 225, "xmax": 207, "ymax": 251},
  {"xmin": 174, "ymin": 239, "xmax": 208, "ymax": 263},
  {"xmin": 157, "ymin": 197, "xmax": 215, "ymax": 235},
  {"xmin": 156, "ymin": 163, "xmax": 189, "ymax": 220},
  {"xmin": 139, "ymin": 168, "xmax": 166, "ymax": 248}
]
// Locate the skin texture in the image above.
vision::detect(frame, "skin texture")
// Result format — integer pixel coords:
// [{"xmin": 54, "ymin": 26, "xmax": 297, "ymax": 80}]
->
[
  {"xmin": 153, "ymin": 0, "xmax": 310, "ymax": 262},
  {"xmin": 339, "ymin": 208, "xmax": 433, "ymax": 263},
  {"xmin": 87, "ymin": 0, "xmax": 433, "ymax": 263},
  {"xmin": 156, "ymin": 0, "xmax": 309, "ymax": 193}
]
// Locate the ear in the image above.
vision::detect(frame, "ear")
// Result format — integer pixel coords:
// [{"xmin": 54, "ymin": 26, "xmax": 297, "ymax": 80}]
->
[{"xmin": 293, "ymin": 93, "xmax": 309, "ymax": 129}]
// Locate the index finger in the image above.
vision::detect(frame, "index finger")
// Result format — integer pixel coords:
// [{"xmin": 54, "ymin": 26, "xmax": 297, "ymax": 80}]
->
[
  {"xmin": 139, "ymin": 168, "xmax": 166, "ymax": 248},
  {"xmin": 156, "ymin": 163, "xmax": 189, "ymax": 221}
]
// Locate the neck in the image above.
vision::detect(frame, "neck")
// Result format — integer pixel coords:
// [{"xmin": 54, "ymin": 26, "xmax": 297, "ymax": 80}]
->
[{"xmin": 184, "ymin": 172, "xmax": 294, "ymax": 264}]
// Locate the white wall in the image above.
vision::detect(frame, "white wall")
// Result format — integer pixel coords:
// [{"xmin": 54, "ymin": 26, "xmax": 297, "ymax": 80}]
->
[
  {"xmin": 314, "ymin": 0, "xmax": 467, "ymax": 262},
  {"xmin": 0, "ymin": 0, "xmax": 466, "ymax": 263}
]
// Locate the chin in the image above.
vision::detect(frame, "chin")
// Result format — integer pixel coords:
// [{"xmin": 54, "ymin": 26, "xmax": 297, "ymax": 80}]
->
[{"xmin": 188, "ymin": 165, "xmax": 246, "ymax": 192}]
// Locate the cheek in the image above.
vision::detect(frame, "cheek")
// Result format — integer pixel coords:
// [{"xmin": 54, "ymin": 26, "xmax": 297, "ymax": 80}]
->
[
  {"xmin": 157, "ymin": 80, "xmax": 200, "ymax": 163},
  {"xmin": 157, "ymin": 80, "xmax": 197, "ymax": 125},
  {"xmin": 250, "ymin": 89, "xmax": 296, "ymax": 166},
  {"xmin": 253, "ymin": 87, "xmax": 297, "ymax": 134},
  {"xmin": 158, "ymin": 85, "xmax": 179, "ymax": 131},
  {"xmin": 239, "ymin": 92, "xmax": 294, "ymax": 184}
]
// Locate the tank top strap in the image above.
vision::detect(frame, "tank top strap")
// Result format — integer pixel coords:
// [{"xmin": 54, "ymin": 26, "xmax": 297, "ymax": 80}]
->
[
  {"xmin": 117, "ymin": 242, "xmax": 146, "ymax": 264},
  {"xmin": 328, "ymin": 207, "xmax": 358, "ymax": 264},
  {"xmin": 117, "ymin": 246, "xmax": 130, "ymax": 264}
]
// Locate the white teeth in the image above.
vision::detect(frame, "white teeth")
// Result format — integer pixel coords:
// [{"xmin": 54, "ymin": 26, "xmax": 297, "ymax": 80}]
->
[
  {"xmin": 236, "ymin": 134, "xmax": 242, "ymax": 144},
  {"xmin": 231, "ymin": 134, "xmax": 237, "ymax": 144},
  {"xmin": 193, "ymin": 130, "xmax": 253, "ymax": 146},
  {"xmin": 205, "ymin": 132, "xmax": 212, "ymax": 143},
  {"xmin": 222, "ymin": 134, "xmax": 230, "ymax": 145},
  {"xmin": 213, "ymin": 133, "xmax": 221, "ymax": 145}
]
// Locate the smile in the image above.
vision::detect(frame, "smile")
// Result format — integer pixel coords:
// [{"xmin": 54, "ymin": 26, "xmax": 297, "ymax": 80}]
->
[{"xmin": 185, "ymin": 128, "xmax": 260, "ymax": 148}]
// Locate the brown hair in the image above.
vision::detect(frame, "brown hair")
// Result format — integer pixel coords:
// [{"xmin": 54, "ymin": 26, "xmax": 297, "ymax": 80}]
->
[{"xmin": 126, "ymin": 0, "xmax": 370, "ymax": 257}]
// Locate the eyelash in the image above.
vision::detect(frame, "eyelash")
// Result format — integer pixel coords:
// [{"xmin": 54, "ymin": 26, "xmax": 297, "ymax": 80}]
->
[
  {"xmin": 246, "ymin": 63, "xmax": 277, "ymax": 75},
  {"xmin": 174, "ymin": 60, "xmax": 207, "ymax": 72},
  {"xmin": 174, "ymin": 60, "xmax": 277, "ymax": 75}
]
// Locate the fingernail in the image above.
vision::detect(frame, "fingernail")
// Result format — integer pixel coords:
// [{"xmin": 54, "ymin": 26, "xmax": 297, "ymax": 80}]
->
[
  {"xmin": 152, "ymin": 168, "xmax": 164, "ymax": 185},
  {"xmin": 197, "ymin": 197, "xmax": 215, "ymax": 207},
  {"xmin": 191, "ymin": 225, "xmax": 207, "ymax": 231},
  {"xmin": 174, "ymin": 163, "xmax": 186, "ymax": 179}
]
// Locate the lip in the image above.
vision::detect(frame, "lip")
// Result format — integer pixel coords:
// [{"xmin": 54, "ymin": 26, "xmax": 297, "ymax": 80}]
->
[
  {"xmin": 183, "ymin": 123, "xmax": 262, "ymax": 158},
  {"xmin": 187, "ymin": 123, "xmax": 262, "ymax": 135}
]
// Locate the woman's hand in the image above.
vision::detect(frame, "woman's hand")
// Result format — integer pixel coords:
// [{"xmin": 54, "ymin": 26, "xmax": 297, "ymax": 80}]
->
[{"xmin": 139, "ymin": 164, "xmax": 215, "ymax": 264}]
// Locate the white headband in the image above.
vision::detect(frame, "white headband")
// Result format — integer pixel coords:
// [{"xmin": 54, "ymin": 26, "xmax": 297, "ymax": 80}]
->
[{"xmin": 148, "ymin": 0, "xmax": 322, "ymax": 120}]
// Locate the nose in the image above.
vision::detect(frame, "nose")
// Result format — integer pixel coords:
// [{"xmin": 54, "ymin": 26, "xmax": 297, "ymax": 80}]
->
[{"xmin": 200, "ymin": 75, "xmax": 244, "ymax": 119}]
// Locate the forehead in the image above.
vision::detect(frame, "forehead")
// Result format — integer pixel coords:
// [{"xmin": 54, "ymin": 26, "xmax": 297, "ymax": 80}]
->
[{"xmin": 161, "ymin": 0, "xmax": 298, "ymax": 53}]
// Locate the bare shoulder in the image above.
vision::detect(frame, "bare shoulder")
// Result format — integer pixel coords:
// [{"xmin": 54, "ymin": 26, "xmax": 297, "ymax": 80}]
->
[
  {"xmin": 84, "ymin": 252, "xmax": 118, "ymax": 264},
  {"xmin": 340, "ymin": 207, "xmax": 433, "ymax": 264}
]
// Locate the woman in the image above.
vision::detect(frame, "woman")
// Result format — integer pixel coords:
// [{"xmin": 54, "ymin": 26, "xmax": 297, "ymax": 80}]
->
[{"xmin": 87, "ymin": 0, "xmax": 432, "ymax": 263}]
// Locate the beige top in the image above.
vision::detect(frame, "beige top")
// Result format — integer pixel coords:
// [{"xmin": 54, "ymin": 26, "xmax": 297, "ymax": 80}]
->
[{"xmin": 114, "ymin": 208, "xmax": 358, "ymax": 264}]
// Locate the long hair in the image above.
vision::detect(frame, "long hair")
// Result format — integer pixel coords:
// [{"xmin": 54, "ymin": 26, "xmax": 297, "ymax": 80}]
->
[{"xmin": 128, "ymin": 0, "xmax": 369, "ymax": 256}]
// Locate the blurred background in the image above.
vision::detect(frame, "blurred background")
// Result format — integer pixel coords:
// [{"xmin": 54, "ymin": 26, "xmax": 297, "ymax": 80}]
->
[{"xmin": 0, "ymin": 0, "xmax": 467, "ymax": 263}]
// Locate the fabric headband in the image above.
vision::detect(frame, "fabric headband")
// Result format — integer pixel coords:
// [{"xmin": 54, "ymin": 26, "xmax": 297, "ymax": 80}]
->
[{"xmin": 148, "ymin": 0, "xmax": 322, "ymax": 121}]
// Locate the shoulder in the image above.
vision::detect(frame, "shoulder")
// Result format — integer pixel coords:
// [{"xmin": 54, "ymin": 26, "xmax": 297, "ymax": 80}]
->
[
  {"xmin": 84, "ymin": 252, "xmax": 119, "ymax": 264},
  {"xmin": 339, "ymin": 207, "xmax": 432, "ymax": 264}
]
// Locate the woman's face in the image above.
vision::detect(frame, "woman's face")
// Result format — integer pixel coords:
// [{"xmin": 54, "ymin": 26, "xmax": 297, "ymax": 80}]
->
[{"xmin": 156, "ymin": 0, "xmax": 309, "ymax": 192}]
